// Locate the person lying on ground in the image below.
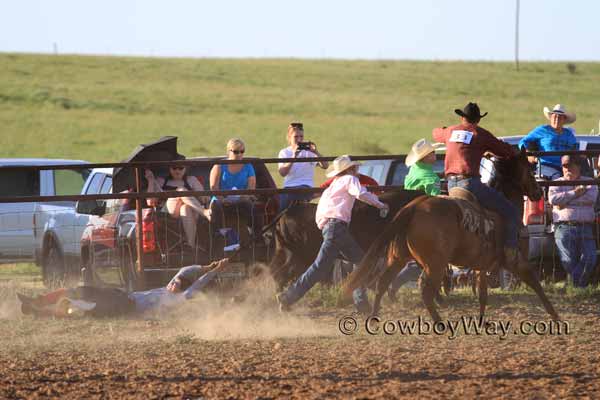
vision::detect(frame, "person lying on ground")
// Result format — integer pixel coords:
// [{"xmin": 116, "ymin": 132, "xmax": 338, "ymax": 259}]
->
[{"xmin": 17, "ymin": 259, "xmax": 230, "ymax": 318}]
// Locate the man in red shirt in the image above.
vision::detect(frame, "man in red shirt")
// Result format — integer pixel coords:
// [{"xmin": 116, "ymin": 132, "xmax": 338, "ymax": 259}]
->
[
  {"xmin": 433, "ymin": 102, "xmax": 520, "ymax": 265},
  {"xmin": 320, "ymin": 173, "xmax": 380, "ymax": 193}
]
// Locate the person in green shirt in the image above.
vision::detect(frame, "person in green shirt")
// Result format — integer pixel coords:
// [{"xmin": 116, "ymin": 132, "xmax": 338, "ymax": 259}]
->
[
  {"xmin": 388, "ymin": 138, "xmax": 443, "ymax": 300},
  {"xmin": 404, "ymin": 138, "xmax": 443, "ymax": 196}
]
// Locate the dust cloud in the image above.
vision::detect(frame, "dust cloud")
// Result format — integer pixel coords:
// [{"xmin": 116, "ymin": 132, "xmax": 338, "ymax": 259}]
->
[
  {"xmin": 174, "ymin": 266, "xmax": 332, "ymax": 340},
  {"xmin": 0, "ymin": 283, "xmax": 25, "ymax": 320}
]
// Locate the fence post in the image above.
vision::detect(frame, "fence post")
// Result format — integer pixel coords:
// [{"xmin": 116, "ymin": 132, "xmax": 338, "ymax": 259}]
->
[{"xmin": 135, "ymin": 167, "xmax": 146, "ymax": 289}]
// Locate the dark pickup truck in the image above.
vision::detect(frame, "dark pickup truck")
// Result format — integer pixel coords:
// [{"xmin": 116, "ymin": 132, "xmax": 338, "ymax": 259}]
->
[{"xmin": 77, "ymin": 158, "xmax": 279, "ymax": 290}]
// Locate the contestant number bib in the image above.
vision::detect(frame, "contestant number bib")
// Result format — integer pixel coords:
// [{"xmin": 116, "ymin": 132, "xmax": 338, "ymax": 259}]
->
[{"xmin": 449, "ymin": 130, "xmax": 473, "ymax": 144}]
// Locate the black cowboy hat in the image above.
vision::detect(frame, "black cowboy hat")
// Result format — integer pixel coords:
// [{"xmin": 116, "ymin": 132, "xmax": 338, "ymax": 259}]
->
[{"xmin": 455, "ymin": 102, "xmax": 488, "ymax": 121}]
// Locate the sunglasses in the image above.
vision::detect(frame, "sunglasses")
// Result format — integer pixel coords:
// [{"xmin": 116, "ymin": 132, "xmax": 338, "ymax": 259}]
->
[
  {"xmin": 230, "ymin": 149, "xmax": 245, "ymax": 155},
  {"xmin": 170, "ymin": 166, "xmax": 185, "ymax": 170},
  {"xmin": 290, "ymin": 123, "xmax": 304, "ymax": 130}
]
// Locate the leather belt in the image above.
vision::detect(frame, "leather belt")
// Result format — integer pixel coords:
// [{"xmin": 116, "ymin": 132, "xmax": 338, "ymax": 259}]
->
[
  {"xmin": 555, "ymin": 221, "xmax": 594, "ymax": 226},
  {"xmin": 446, "ymin": 174, "xmax": 477, "ymax": 180}
]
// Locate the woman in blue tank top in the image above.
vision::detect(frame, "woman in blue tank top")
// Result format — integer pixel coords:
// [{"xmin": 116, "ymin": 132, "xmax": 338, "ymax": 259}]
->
[{"xmin": 209, "ymin": 138, "xmax": 257, "ymax": 244}]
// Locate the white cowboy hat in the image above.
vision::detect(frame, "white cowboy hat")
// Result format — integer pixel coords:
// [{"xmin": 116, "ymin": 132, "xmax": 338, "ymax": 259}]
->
[
  {"xmin": 543, "ymin": 104, "xmax": 576, "ymax": 124},
  {"xmin": 326, "ymin": 155, "xmax": 361, "ymax": 178},
  {"xmin": 405, "ymin": 139, "xmax": 444, "ymax": 167}
]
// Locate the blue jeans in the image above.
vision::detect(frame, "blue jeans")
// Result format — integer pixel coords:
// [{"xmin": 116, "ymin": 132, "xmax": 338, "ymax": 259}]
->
[
  {"xmin": 447, "ymin": 176, "xmax": 519, "ymax": 248},
  {"xmin": 279, "ymin": 185, "xmax": 313, "ymax": 211},
  {"xmin": 282, "ymin": 219, "xmax": 370, "ymax": 311},
  {"xmin": 538, "ymin": 164, "xmax": 562, "ymax": 180},
  {"xmin": 389, "ymin": 261, "xmax": 422, "ymax": 292},
  {"xmin": 554, "ymin": 224, "xmax": 597, "ymax": 287}
]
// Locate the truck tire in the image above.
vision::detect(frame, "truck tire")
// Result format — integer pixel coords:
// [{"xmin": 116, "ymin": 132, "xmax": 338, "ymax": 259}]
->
[
  {"xmin": 120, "ymin": 246, "xmax": 137, "ymax": 292},
  {"xmin": 43, "ymin": 242, "xmax": 67, "ymax": 288},
  {"xmin": 80, "ymin": 249, "xmax": 95, "ymax": 286}
]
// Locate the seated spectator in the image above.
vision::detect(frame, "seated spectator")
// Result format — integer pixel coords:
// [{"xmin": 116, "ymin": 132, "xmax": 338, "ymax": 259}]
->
[
  {"xmin": 18, "ymin": 259, "xmax": 230, "ymax": 318},
  {"xmin": 278, "ymin": 122, "xmax": 328, "ymax": 210},
  {"xmin": 548, "ymin": 155, "xmax": 598, "ymax": 287},
  {"xmin": 519, "ymin": 104, "xmax": 577, "ymax": 180},
  {"xmin": 145, "ymin": 157, "xmax": 209, "ymax": 248},
  {"xmin": 209, "ymin": 138, "xmax": 257, "ymax": 241}
]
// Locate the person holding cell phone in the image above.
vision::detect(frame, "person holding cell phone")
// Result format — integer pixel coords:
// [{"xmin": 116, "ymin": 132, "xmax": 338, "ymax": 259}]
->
[{"xmin": 278, "ymin": 122, "xmax": 329, "ymax": 210}]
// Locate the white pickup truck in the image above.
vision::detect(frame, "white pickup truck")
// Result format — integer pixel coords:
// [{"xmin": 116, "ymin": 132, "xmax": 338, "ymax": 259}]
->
[{"xmin": 0, "ymin": 159, "xmax": 90, "ymax": 286}]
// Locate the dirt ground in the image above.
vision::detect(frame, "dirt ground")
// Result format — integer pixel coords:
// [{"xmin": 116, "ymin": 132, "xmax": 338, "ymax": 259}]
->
[{"xmin": 1, "ymin": 275, "xmax": 600, "ymax": 399}]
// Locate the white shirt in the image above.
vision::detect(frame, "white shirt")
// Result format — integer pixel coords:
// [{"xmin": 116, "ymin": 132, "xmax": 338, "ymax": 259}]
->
[
  {"xmin": 315, "ymin": 174, "xmax": 384, "ymax": 230},
  {"xmin": 278, "ymin": 147, "xmax": 317, "ymax": 187}
]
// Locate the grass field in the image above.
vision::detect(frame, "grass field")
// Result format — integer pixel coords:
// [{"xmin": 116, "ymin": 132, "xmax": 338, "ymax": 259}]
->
[{"xmin": 1, "ymin": 54, "xmax": 600, "ymax": 172}]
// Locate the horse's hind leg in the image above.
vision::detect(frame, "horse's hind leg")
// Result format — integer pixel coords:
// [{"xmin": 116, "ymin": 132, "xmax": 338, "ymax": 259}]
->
[
  {"xmin": 372, "ymin": 260, "xmax": 404, "ymax": 316},
  {"xmin": 477, "ymin": 271, "xmax": 488, "ymax": 320},
  {"xmin": 512, "ymin": 263, "xmax": 560, "ymax": 320},
  {"xmin": 418, "ymin": 259, "xmax": 444, "ymax": 323}
]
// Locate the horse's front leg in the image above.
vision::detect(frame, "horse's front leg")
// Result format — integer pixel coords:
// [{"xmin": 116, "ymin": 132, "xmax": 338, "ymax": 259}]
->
[
  {"xmin": 509, "ymin": 262, "xmax": 560, "ymax": 320},
  {"xmin": 477, "ymin": 270, "xmax": 488, "ymax": 320},
  {"xmin": 471, "ymin": 270, "xmax": 478, "ymax": 297}
]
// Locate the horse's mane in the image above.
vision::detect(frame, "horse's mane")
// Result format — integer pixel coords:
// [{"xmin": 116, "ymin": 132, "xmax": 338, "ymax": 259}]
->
[{"xmin": 488, "ymin": 153, "xmax": 520, "ymax": 192}]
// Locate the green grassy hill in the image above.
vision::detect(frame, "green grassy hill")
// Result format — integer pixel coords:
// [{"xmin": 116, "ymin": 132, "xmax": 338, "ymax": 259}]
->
[{"xmin": 1, "ymin": 53, "xmax": 599, "ymax": 182}]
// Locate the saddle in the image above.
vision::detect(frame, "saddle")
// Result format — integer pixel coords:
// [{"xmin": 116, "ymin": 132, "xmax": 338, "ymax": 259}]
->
[{"xmin": 443, "ymin": 187, "xmax": 501, "ymax": 250}]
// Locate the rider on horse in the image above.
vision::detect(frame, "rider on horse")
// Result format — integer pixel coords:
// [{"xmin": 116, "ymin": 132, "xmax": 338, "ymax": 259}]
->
[{"xmin": 433, "ymin": 102, "xmax": 520, "ymax": 268}]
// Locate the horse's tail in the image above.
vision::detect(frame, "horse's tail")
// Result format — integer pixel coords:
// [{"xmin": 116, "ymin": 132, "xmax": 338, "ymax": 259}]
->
[{"xmin": 341, "ymin": 196, "xmax": 427, "ymax": 297}]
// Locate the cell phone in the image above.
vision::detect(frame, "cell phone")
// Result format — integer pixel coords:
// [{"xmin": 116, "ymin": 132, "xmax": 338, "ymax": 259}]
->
[{"xmin": 297, "ymin": 141, "xmax": 312, "ymax": 151}]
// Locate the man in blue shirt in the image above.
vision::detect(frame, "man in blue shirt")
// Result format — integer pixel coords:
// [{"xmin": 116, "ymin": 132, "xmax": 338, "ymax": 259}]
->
[{"xmin": 519, "ymin": 104, "xmax": 577, "ymax": 179}]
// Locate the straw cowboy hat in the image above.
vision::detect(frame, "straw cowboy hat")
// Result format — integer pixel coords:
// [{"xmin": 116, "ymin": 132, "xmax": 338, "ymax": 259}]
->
[
  {"xmin": 326, "ymin": 155, "xmax": 361, "ymax": 177},
  {"xmin": 405, "ymin": 139, "xmax": 444, "ymax": 167},
  {"xmin": 543, "ymin": 104, "xmax": 576, "ymax": 124}
]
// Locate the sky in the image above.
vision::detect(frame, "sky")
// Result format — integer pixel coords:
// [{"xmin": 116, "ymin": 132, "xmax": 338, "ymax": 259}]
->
[{"xmin": 1, "ymin": 0, "xmax": 599, "ymax": 61}]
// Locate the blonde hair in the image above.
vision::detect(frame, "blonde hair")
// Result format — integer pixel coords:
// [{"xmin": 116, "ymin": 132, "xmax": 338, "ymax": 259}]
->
[
  {"xmin": 286, "ymin": 125, "xmax": 303, "ymax": 145},
  {"xmin": 227, "ymin": 138, "xmax": 245, "ymax": 151}
]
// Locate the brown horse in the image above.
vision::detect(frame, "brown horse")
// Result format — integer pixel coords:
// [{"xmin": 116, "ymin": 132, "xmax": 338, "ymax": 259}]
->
[
  {"xmin": 264, "ymin": 188, "xmax": 425, "ymax": 290},
  {"xmin": 342, "ymin": 148, "xmax": 560, "ymax": 321}
]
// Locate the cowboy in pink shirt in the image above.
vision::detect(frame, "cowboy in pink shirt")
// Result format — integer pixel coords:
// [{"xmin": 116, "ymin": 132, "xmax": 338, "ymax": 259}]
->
[
  {"xmin": 277, "ymin": 155, "xmax": 388, "ymax": 314},
  {"xmin": 316, "ymin": 172, "xmax": 385, "ymax": 229}
]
